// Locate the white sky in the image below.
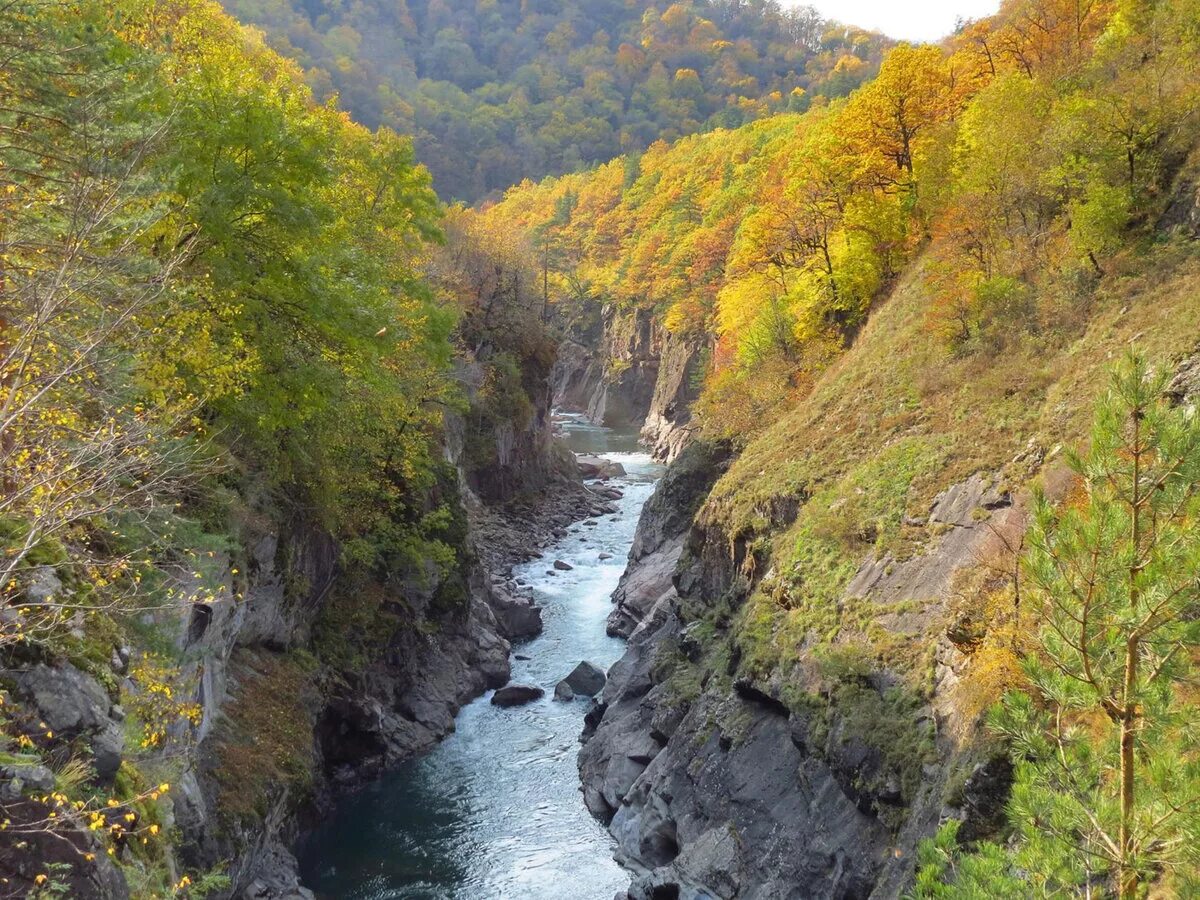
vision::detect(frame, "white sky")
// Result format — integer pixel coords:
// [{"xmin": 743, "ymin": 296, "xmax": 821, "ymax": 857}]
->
[{"xmin": 799, "ymin": 0, "xmax": 1001, "ymax": 42}]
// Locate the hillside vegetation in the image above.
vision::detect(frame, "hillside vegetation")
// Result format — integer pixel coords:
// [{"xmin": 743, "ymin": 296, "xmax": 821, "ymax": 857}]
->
[
  {"xmin": 0, "ymin": 0, "xmax": 559, "ymax": 892},
  {"xmin": 219, "ymin": 0, "xmax": 889, "ymax": 200},
  {"xmin": 488, "ymin": 0, "xmax": 1199, "ymax": 444},
  {"xmin": 490, "ymin": 0, "xmax": 1200, "ymax": 892},
  {"xmin": 4, "ymin": 0, "xmax": 1200, "ymax": 894}
]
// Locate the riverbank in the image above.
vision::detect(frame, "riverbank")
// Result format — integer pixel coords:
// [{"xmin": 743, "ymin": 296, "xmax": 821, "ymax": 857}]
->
[{"xmin": 300, "ymin": 422, "xmax": 663, "ymax": 898}]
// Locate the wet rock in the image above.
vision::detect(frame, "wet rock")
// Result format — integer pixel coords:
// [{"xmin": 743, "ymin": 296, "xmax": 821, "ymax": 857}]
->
[
  {"xmin": 553, "ymin": 559, "xmax": 574, "ymax": 571},
  {"xmin": 554, "ymin": 681, "xmax": 576, "ymax": 701},
  {"xmin": 487, "ymin": 586, "xmax": 543, "ymax": 640},
  {"xmin": 598, "ymin": 552, "xmax": 613, "ymax": 560},
  {"xmin": 491, "ymin": 685, "xmax": 545, "ymax": 707},
  {"xmin": 562, "ymin": 661, "xmax": 607, "ymax": 697},
  {"xmin": 577, "ymin": 455, "xmax": 626, "ymax": 479}
]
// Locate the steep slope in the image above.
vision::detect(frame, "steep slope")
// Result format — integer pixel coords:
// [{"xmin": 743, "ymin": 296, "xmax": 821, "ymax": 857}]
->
[
  {"xmin": 582, "ymin": 203, "xmax": 1200, "ymax": 897},
  {"xmin": 0, "ymin": 2, "xmax": 593, "ymax": 896}
]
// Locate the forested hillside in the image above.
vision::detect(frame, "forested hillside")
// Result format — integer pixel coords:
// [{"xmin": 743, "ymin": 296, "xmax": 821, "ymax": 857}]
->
[
  {"xmin": 489, "ymin": 0, "xmax": 1198, "ymax": 447},
  {"xmin": 5, "ymin": 0, "xmax": 1200, "ymax": 895},
  {"xmin": 0, "ymin": 0, "xmax": 571, "ymax": 894},
  {"xmin": 219, "ymin": 0, "xmax": 889, "ymax": 199},
  {"xmin": 488, "ymin": 0, "xmax": 1200, "ymax": 894}
]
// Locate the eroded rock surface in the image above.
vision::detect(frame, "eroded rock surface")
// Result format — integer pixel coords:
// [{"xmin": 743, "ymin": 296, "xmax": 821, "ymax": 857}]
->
[
  {"xmin": 607, "ymin": 442, "xmax": 731, "ymax": 638},
  {"xmin": 583, "ymin": 461, "xmax": 1032, "ymax": 900}
]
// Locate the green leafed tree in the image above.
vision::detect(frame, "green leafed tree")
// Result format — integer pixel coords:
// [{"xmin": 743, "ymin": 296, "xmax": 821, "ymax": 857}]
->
[{"xmin": 917, "ymin": 352, "xmax": 1200, "ymax": 898}]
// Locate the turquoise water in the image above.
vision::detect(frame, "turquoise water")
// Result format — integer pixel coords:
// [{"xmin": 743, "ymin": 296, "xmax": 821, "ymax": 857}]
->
[{"xmin": 300, "ymin": 422, "xmax": 660, "ymax": 899}]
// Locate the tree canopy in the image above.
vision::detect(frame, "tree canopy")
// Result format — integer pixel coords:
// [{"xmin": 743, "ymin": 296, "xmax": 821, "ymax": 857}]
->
[{"xmin": 218, "ymin": 0, "xmax": 890, "ymax": 200}]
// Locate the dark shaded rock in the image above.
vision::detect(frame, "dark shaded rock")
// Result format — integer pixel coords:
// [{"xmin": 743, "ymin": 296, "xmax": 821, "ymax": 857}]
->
[
  {"xmin": 554, "ymin": 681, "xmax": 576, "ymax": 701},
  {"xmin": 951, "ymin": 754, "xmax": 1015, "ymax": 844},
  {"xmin": 491, "ymin": 685, "xmax": 545, "ymax": 707},
  {"xmin": 14, "ymin": 664, "xmax": 123, "ymax": 783},
  {"xmin": 0, "ymin": 794, "xmax": 129, "ymax": 898},
  {"xmin": 242, "ymin": 842, "xmax": 315, "ymax": 900},
  {"xmin": 732, "ymin": 678, "xmax": 790, "ymax": 717},
  {"xmin": 562, "ymin": 661, "xmax": 607, "ymax": 696},
  {"xmin": 608, "ymin": 442, "xmax": 732, "ymax": 637},
  {"xmin": 553, "ymin": 559, "xmax": 574, "ymax": 571}
]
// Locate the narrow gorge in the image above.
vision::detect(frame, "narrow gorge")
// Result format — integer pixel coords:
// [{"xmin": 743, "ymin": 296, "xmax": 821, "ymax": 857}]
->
[{"xmin": 4, "ymin": 1, "xmax": 1200, "ymax": 898}]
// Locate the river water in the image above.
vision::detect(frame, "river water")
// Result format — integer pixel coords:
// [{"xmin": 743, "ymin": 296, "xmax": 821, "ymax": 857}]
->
[{"xmin": 300, "ymin": 421, "xmax": 662, "ymax": 899}]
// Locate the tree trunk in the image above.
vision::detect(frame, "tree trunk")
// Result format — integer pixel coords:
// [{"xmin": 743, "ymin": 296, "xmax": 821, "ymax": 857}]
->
[{"xmin": 1118, "ymin": 645, "xmax": 1138, "ymax": 900}]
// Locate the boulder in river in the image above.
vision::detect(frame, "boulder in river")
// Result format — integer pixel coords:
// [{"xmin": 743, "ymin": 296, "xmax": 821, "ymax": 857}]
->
[
  {"xmin": 553, "ymin": 559, "xmax": 573, "ymax": 571},
  {"xmin": 576, "ymin": 455, "xmax": 627, "ymax": 479},
  {"xmin": 491, "ymin": 685, "xmax": 544, "ymax": 707},
  {"xmin": 560, "ymin": 661, "xmax": 606, "ymax": 697},
  {"xmin": 554, "ymin": 681, "xmax": 575, "ymax": 702},
  {"xmin": 488, "ymin": 586, "xmax": 543, "ymax": 640}
]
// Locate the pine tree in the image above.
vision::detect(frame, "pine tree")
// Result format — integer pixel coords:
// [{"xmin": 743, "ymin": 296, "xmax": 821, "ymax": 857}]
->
[{"xmin": 917, "ymin": 352, "xmax": 1200, "ymax": 897}]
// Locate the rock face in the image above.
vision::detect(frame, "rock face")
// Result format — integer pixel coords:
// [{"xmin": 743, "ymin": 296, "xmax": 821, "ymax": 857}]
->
[
  {"xmin": 492, "ymin": 684, "xmax": 545, "ymax": 707},
  {"xmin": 0, "ymin": 309, "xmax": 597, "ymax": 899},
  {"xmin": 581, "ymin": 457, "xmax": 1028, "ymax": 899},
  {"xmin": 553, "ymin": 306, "xmax": 705, "ymax": 462},
  {"xmin": 13, "ymin": 664, "xmax": 125, "ymax": 783},
  {"xmin": 607, "ymin": 442, "xmax": 731, "ymax": 638},
  {"xmin": 640, "ymin": 331, "xmax": 704, "ymax": 463},
  {"xmin": 1160, "ymin": 146, "xmax": 1200, "ymax": 237},
  {"xmin": 552, "ymin": 336, "xmax": 608, "ymax": 423},
  {"xmin": 161, "ymin": 516, "xmax": 518, "ymax": 898},
  {"xmin": 450, "ymin": 340, "xmax": 579, "ymax": 506}
]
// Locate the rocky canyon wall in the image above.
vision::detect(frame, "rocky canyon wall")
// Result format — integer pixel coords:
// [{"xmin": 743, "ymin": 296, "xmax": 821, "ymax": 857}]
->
[{"xmin": 553, "ymin": 305, "xmax": 705, "ymax": 462}]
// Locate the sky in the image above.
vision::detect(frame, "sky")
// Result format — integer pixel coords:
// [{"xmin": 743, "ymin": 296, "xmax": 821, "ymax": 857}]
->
[{"xmin": 800, "ymin": 0, "xmax": 1001, "ymax": 43}]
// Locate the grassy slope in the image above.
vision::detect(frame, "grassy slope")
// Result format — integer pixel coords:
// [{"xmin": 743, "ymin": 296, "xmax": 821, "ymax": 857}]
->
[{"xmin": 700, "ymin": 233, "xmax": 1200, "ymax": 696}]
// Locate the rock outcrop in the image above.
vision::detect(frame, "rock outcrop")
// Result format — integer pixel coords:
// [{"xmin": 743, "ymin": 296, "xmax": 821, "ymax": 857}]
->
[
  {"xmin": 607, "ymin": 441, "xmax": 731, "ymax": 638},
  {"xmin": 582, "ymin": 459, "xmax": 1029, "ymax": 899},
  {"xmin": 640, "ymin": 331, "xmax": 704, "ymax": 463},
  {"xmin": 0, "ymin": 317, "xmax": 597, "ymax": 899},
  {"xmin": 13, "ymin": 664, "xmax": 126, "ymax": 784}
]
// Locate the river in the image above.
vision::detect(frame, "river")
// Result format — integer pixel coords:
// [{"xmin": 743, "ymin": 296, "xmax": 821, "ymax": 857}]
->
[{"xmin": 300, "ymin": 420, "xmax": 663, "ymax": 899}]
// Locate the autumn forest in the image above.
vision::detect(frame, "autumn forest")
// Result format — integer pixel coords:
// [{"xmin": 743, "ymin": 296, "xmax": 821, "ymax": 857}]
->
[{"xmin": 2, "ymin": 0, "xmax": 1200, "ymax": 897}]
